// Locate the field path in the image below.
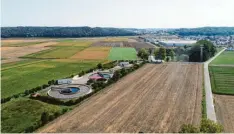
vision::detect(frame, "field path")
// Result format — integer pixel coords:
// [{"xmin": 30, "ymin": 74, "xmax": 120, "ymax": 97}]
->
[
  {"xmin": 38, "ymin": 63, "xmax": 202, "ymax": 133},
  {"xmin": 204, "ymin": 48, "xmax": 226, "ymax": 122}
]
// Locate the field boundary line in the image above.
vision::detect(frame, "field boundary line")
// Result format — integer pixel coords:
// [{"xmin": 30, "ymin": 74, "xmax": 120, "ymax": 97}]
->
[{"xmin": 204, "ymin": 48, "xmax": 226, "ymax": 122}]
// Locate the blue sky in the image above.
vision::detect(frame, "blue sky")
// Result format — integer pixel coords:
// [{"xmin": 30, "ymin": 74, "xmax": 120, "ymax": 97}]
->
[{"xmin": 1, "ymin": 0, "xmax": 234, "ymax": 28}]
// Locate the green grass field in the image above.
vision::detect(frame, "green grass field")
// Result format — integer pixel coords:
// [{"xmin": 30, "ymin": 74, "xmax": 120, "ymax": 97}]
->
[
  {"xmin": 211, "ymin": 51, "xmax": 234, "ymax": 65},
  {"xmin": 23, "ymin": 46, "xmax": 86, "ymax": 59},
  {"xmin": 108, "ymin": 47, "xmax": 137, "ymax": 60},
  {"xmin": 1, "ymin": 98, "xmax": 64, "ymax": 133},
  {"xmin": 1, "ymin": 60, "xmax": 100, "ymax": 98},
  {"xmin": 209, "ymin": 66, "xmax": 234, "ymax": 95}
]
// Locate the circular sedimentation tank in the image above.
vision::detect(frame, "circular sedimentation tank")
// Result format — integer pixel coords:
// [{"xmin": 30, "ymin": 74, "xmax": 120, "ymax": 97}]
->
[{"xmin": 48, "ymin": 84, "xmax": 91, "ymax": 99}]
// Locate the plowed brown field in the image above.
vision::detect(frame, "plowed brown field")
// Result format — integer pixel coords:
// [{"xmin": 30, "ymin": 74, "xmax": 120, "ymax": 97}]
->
[
  {"xmin": 71, "ymin": 47, "xmax": 111, "ymax": 60},
  {"xmin": 39, "ymin": 63, "xmax": 203, "ymax": 133},
  {"xmin": 214, "ymin": 94, "xmax": 234, "ymax": 132},
  {"xmin": 1, "ymin": 42, "xmax": 57, "ymax": 63}
]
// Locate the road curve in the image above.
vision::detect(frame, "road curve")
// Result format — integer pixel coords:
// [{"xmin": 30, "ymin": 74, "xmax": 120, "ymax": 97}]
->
[{"xmin": 204, "ymin": 48, "xmax": 226, "ymax": 122}]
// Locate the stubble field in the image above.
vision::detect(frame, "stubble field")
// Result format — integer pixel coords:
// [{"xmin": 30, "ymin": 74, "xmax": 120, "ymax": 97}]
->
[
  {"xmin": 39, "ymin": 63, "xmax": 203, "ymax": 133},
  {"xmin": 214, "ymin": 94, "xmax": 234, "ymax": 132}
]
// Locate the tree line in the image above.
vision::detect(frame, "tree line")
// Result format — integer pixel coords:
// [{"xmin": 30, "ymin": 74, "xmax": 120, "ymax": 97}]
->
[
  {"xmin": 1, "ymin": 27, "xmax": 137, "ymax": 38},
  {"xmin": 171, "ymin": 27, "xmax": 234, "ymax": 36}
]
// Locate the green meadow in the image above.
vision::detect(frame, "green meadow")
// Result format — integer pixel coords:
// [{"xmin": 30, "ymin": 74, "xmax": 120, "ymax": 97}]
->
[
  {"xmin": 108, "ymin": 47, "xmax": 137, "ymax": 60},
  {"xmin": 211, "ymin": 51, "xmax": 234, "ymax": 65}
]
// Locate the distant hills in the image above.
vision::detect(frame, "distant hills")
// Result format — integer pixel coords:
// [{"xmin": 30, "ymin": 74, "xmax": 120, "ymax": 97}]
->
[{"xmin": 1, "ymin": 26, "xmax": 234, "ymax": 38}]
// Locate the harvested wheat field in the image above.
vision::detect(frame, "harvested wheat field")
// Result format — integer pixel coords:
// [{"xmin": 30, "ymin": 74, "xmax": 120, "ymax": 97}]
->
[
  {"xmin": 1, "ymin": 42, "xmax": 57, "ymax": 63},
  {"xmin": 214, "ymin": 94, "xmax": 234, "ymax": 132},
  {"xmin": 71, "ymin": 47, "xmax": 111, "ymax": 60},
  {"xmin": 39, "ymin": 63, "xmax": 203, "ymax": 133}
]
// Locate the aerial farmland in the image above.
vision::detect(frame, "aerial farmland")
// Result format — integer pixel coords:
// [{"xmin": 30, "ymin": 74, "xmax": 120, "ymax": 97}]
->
[
  {"xmin": 38, "ymin": 63, "xmax": 203, "ymax": 133},
  {"xmin": 209, "ymin": 50, "xmax": 234, "ymax": 132},
  {"xmin": 0, "ymin": 36, "xmax": 230, "ymax": 133}
]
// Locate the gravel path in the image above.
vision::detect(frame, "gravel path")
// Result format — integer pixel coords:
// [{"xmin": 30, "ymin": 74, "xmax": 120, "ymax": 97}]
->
[{"xmin": 204, "ymin": 48, "xmax": 226, "ymax": 122}]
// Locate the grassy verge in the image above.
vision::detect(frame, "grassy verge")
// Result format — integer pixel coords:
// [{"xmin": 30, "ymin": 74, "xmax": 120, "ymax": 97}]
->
[{"xmin": 202, "ymin": 66, "xmax": 207, "ymax": 118}]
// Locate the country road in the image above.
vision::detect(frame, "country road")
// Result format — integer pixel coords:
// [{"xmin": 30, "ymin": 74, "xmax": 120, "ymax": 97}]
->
[{"xmin": 204, "ymin": 48, "xmax": 226, "ymax": 122}]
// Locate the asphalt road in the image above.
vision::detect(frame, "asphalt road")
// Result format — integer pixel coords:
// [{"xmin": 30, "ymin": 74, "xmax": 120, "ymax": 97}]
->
[{"xmin": 204, "ymin": 48, "xmax": 226, "ymax": 122}]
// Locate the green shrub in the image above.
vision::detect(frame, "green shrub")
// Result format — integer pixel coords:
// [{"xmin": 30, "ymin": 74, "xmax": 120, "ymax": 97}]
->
[
  {"xmin": 200, "ymin": 119, "xmax": 223, "ymax": 133},
  {"xmin": 179, "ymin": 124, "xmax": 200, "ymax": 133},
  {"xmin": 179, "ymin": 119, "xmax": 223, "ymax": 133}
]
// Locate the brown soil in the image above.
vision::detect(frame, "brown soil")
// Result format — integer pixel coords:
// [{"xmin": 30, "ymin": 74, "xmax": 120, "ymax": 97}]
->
[
  {"xmin": 1, "ymin": 42, "xmax": 57, "ymax": 63},
  {"xmin": 1, "ymin": 38, "xmax": 55, "ymax": 44},
  {"xmin": 38, "ymin": 63, "xmax": 203, "ymax": 133},
  {"xmin": 214, "ymin": 94, "xmax": 234, "ymax": 132},
  {"xmin": 71, "ymin": 47, "xmax": 111, "ymax": 60},
  {"xmin": 91, "ymin": 41, "xmax": 155, "ymax": 51}
]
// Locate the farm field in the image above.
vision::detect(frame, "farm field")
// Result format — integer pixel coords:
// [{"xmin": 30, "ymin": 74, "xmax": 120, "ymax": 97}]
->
[
  {"xmin": 1, "ymin": 60, "xmax": 101, "ymax": 98},
  {"xmin": 91, "ymin": 41, "xmax": 155, "ymax": 51},
  {"xmin": 1, "ymin": 38, "xmax": 56, "ymax": 46},
  {"xmin": 71, "ymin": 47, "xmax": 111, "ymax": 60},
  {"xmin": 209, "ymin": 66, "xmax": 234, "ymax": 95},
  {"xmin": 1, "ymin": 42, "xmax": 58, "ymax": 63},
  {"xmin": 1, "ymin": 98, "xmax": 64, "ymax": 133},
  {"xmin": 51, "ymin": 39, "xmax": 93, "ymax": 47},
  {"xmin": 23, "ymin": 46, "xmax": 86, "ymax": 59},
  {"xmin": 108, "ymin": 47, "xmax": 137, "ymax": 60},
  {"xmin": 211, "ymin": 51, "xmax": 234, "ymax": 65},
  {"xmin": 38, "ymin": 63, "xmax": 203, "ymax": 133},
  {"xmin": 214, "ymin": 94, "xmax": 234, "ymax": 132}
]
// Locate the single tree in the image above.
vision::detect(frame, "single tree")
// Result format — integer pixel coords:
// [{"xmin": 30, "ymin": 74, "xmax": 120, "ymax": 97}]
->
[{"xmin": 137, "ymin": 48, "xmax": 149, "ymax": 60}]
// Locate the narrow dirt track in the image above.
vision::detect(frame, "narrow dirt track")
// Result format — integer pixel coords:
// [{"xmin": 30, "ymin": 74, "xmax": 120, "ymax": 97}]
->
[
  {"xmin": 38, "ymin": 63, "xmax": 203, "ymax": 133},
  {"xmin": 214, "ymin": 94, "xmax": 234, "ymax": 132}
]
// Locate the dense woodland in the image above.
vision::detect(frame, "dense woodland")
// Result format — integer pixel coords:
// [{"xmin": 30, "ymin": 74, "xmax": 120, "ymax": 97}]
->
[
  {"xmin": 1, "ymin": 27, "xmax": 137, "ymax": 38},
  {"xmin": 171, "ymin": 27, "xmax": 234, "ymax": 36}
]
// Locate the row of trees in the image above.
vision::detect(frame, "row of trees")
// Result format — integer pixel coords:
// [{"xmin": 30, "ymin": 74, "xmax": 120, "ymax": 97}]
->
[
  {"xmin": 1, "ymin": 27, "xmax": 136, "ymax": 38},
  {"xmin": 137, "ymin": 47, "xmax": 175, "ymax": 61}
]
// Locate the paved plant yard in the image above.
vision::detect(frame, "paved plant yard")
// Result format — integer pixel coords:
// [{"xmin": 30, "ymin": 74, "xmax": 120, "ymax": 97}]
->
[
  {"xmin": 214, "ymin": 94, "xmax": 234, "ymax": 132},
  {"xmin": 39, "ymin": 63, "xmax": 202, "ymax": 133},
  {"xmin": 108, "ymin": 47, "xmax": 137, "ymax": 60}
]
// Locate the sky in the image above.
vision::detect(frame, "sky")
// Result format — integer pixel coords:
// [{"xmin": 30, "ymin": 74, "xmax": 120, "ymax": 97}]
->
[{"xmin": 1, "ymin": 0, "xmax": 234, "ymax": 28}]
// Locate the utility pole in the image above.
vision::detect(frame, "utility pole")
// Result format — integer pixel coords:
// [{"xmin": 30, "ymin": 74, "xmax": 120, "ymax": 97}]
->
[{"xmin": 200, "ymin": 44, "xmax": 204, "ymax": 62}]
